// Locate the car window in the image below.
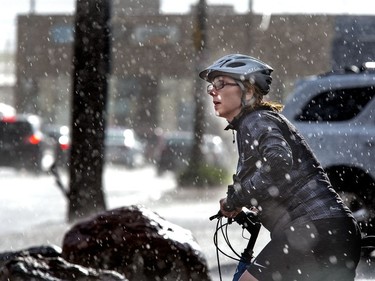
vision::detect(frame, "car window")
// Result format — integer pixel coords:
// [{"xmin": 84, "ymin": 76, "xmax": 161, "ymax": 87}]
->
[
  {"xmin": 105, "ymin": 135, "xmax": 122, "ymax": 145},
  {"xmin": 296, "ymin": 86, "xmax": 374, "ymax": 122},
  {"xmin": 0, "ymin": 121, "xmax": 33, "ymax": 140}
]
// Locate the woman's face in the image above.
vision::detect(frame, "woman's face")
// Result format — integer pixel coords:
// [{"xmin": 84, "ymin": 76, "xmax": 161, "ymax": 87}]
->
[{"xmin": 207, "ymin": 76, "xmax": 243, "ymax": 121}]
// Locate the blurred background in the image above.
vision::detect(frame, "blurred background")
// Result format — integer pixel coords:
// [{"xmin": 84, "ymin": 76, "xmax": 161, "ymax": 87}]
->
[
  {"xmin": 1, "ymin": 0, "xmax": 374, "ymax": 174},
  {"xmin": 0, "ymin": 0, "xmax": 374, "ymax": 138},
  {"xmin": 0, "ymin": 1, "xmax": 374, "ymax": 279}
]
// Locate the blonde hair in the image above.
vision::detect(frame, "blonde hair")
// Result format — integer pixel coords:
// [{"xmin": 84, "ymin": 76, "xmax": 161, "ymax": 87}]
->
[{"xmin": 244, "ymin": 83, "xmax": 284, "ymax": 113}]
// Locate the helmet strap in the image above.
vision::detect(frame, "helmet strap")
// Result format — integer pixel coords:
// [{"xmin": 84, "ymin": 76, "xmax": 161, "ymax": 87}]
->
[
  {"xmin": 237, "ymin": 81, "xmax": 255, "ymax": 107},
  {"xmin": 236, "ymin": 81, "xmax": 247, "ymax": 107}
]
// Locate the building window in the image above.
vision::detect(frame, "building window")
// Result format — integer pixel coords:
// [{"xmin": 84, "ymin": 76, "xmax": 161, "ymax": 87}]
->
[
  {"xmin": 50, "ymin": 25, "xmax": 74, "ymax": 44},
  {"xmin": 131, "ymin": 25, "xmax": 179, "ymax": 46}
]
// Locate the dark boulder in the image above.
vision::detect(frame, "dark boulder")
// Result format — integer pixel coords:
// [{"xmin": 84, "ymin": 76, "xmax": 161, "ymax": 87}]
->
[
  {"xmin": 62, "ymin": 205, "xmax": 212, "ymax": 281},
  {"xmin": 0, "ymin": 245, "xmax": 127, "ymax": 281}
]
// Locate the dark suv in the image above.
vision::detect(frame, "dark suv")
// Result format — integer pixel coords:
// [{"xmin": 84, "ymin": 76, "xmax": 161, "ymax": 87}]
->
[
  {"xmin": 282, "ymin": 63, "xmax": 375, "ymax": 234},
  {"xmin": 0, "ymin": 114, "xmax": 56, "ymax": 173}
]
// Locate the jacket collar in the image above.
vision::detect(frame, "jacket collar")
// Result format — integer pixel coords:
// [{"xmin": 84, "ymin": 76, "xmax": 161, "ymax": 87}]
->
[
  {"xmin": 224, "ymin": 110, "xmax": 246, "ymax": 131},
  {"xmin": 225, "ymin": 106, "xmax": 273, "ymax": 131}
]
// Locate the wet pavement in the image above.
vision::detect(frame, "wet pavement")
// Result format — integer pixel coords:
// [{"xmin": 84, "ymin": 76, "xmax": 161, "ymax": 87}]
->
[{"xmin": 0, "ymin": 166, "xmax": 373, "ymax": 280}]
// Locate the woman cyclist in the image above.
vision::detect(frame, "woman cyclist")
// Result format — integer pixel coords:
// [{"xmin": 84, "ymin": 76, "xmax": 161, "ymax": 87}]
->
[{"xmin": 199, "ymin": 54, "xmax": 361, "ymax": 281}]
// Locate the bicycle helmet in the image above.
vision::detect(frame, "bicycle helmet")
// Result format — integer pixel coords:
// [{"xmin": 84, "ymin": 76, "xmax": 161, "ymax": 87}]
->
[{"xmin": 199, "ymin": 54, "xmax": 273, "ymax": 95}]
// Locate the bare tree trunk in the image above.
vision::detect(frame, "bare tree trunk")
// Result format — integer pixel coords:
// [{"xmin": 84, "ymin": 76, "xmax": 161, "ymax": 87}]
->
[{"xmin": 68, "ymin": 0, "xmax": 111, "ymax": 222}]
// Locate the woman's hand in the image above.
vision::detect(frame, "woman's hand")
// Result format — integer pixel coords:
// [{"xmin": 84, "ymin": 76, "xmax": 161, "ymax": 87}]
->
[{"xmin": 219, "ymin": 198, "xmax": 242, "ymax": 218}]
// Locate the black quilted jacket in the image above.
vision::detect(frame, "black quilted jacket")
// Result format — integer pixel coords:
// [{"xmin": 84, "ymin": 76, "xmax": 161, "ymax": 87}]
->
[{"xmin": 226, "ymin": 108, "xmax": 353, "ymax": 236}]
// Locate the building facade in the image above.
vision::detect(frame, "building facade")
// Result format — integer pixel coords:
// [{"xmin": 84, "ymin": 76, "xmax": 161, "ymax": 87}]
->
[{"xmin": 15, "ymin": 1, "xmax": 375, "ymax": 137}]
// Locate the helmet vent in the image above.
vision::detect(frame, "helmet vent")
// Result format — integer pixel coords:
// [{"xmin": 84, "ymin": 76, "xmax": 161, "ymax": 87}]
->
[{"xmin": 227, "ymin": 62, "xmax": 246, "ymax": 68}]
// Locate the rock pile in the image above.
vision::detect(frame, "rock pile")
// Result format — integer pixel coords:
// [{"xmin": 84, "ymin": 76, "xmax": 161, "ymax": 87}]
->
[{"xmin": 0, "ymin": 205, "xmax": 212, "ymax": 281}]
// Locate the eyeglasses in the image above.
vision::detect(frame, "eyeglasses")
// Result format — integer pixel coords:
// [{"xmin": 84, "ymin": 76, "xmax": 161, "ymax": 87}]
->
[{"xmin": 207, "ymin": 80, "xmax": 238, "ymax": 94}]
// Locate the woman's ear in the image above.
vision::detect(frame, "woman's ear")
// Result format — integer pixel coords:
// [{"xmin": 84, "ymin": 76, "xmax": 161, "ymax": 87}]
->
[
  {"xmin": 245, "ymin": 87, "xmax": 254, "ymax": 102},
  {"xmin": 244, "ymin": 86, "xmax": 257, "ymax": 107}
]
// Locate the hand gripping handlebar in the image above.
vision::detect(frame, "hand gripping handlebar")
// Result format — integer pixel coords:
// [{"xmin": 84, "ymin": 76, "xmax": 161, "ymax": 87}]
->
[{"xmin": 210, "ymin": 209, "xmax": 262, "ymax": 261}]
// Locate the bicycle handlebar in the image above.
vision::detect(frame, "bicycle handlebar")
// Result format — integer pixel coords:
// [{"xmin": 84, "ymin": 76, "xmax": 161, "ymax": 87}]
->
[
  {"xmin": 210, "ymin": 209, "xmax": 261, "ymax": 236},
  {"xmin": 210, "ymin": 209, "xmax": 262, "ymax": 267},
  {"xmin": 209, "ymin": 211, "xmax": 222, "ymax": 221}
]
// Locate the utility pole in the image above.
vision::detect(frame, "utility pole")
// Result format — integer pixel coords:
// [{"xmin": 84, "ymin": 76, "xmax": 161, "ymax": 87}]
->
[
  {"xmin": 30, "ymin": 0, "xmax": 36, "ymax": 14},
  {"xmin": 68, "ymin": 0, "xmax": 111, "ymax": 222},
  {"xmin": 180, "ymin": 0, "xmax": 207, "ymax": 186},
  {"xmin": 192, "ymin": 0, "xmax": 207, "ymax": 161}
]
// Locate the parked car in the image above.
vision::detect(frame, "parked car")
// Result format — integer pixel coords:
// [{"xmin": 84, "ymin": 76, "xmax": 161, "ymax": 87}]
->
[
  {"xmin": 282, "ymin": 62, "xmax": 375, "ymax": 234},
  {"xmin": 42, "ymin": 124, "xmax": 70, "ymax": 168},
  {"xmin": 42, "ymin": 125, "xmax": 146, "ymax": 169},
  {"xmin": 0, "ymin": 114, "xmax": 56, "ymax": 173},
  {"xmin": 154, "ymin": 131, "xmax": 228, "ymax": 175},
  {"xmin": 105, "ymin": 127, "xmax": 146, "ymax": 168}
]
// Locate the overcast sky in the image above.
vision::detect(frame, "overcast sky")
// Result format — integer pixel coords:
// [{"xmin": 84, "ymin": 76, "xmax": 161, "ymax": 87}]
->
[{"xmin": 0, "ymin": 0, "xmax": 374, "ymax": 51}]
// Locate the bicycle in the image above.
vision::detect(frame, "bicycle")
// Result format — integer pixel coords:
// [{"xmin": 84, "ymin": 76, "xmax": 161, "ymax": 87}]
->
[{"xmin": 210, "ymin": 209, "xmax": 375, "ymax": 281}]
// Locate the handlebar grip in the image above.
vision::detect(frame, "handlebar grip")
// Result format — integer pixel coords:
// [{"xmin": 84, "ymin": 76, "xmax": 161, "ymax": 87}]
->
[{"xmin": 209, "ymin": 211, "xmax": 222, "ymax": 221}]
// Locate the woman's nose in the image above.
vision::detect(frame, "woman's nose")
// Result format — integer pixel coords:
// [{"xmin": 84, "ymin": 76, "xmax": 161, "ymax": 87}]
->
[{"xmin": 208, "ymin": 89, "xmax": 218, "ymax": 97}]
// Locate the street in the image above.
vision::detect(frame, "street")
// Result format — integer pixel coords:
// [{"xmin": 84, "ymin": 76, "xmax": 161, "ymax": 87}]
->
[
  {"xmin": 0, "ymin": 165, "xmax": 373, "ymax": 280},
  {"xmin": 0, "ymin": 165, "xmax": 174, "ymax": 249}
]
